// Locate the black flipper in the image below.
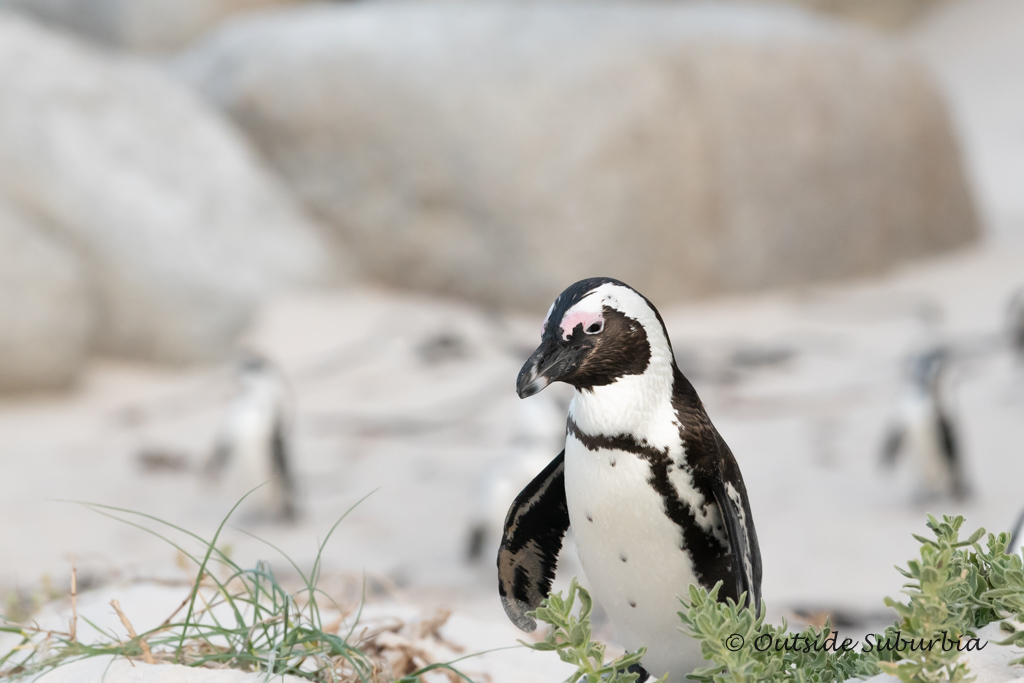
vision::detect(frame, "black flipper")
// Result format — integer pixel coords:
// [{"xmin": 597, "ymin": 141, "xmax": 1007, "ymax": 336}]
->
[
  {"xmin": 937, "ymin": 411, "xmax": 968, "ymax": 499},
  {"xmin": 466, "ymin": 523, "xmax": 487, "ymax": 562},
  {"xmin": 497, "ymin": 451, "xmax": 570, "ymax": 632},
  {"xmin": 272, "ymin": 419, "xmax": 293, "ymax": 488},
  {"xmin": 625, "ymin": 663, "xmax": 654, "ymax": 682},
  {"xmin": 1009, "ymin": 506, "xmax": 1024, "ymax": 556},
  {"xmin": 881, "ymin": 425, "xmax": 904, "ymax": 467},
  {"xmin": 702, "ymin": 458, "xmax": 761, "ymax": 611},
  {"xmin": 937, "ymin": 412, "xmax": 958, "ymax": 467},
  {"xmin": 272, "ymin": 419, "xmax": 297, "ymax": 520}
]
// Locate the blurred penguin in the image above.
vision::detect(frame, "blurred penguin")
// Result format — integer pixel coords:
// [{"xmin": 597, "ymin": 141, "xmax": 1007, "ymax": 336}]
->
[
  {"xmin": 206, "ymin": 351, "xmax": 297, "ymax": 522},
  {"xmin": 1009, "ymin": 507, "xmax": 1024, "ymax": 557},
  {"xmin": 881, "ymin": 347, "xmax": 968, "ymax": 502},
  {"xmin": 466, "ymin": 453, "xmax": 552, "ymax": 562},
  {"xmin": 465, "ymin": 391, "xmax": 567, "ymax": 563},
  {"xmin": 1009, "ymin": 288, "xmax": 1024, "ymax": 362}
]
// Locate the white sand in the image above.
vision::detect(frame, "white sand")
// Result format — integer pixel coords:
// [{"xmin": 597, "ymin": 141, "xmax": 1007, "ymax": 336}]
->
[{"xmin": 3, "ymin": 239, "xmax": 1023, "ymax": 680}]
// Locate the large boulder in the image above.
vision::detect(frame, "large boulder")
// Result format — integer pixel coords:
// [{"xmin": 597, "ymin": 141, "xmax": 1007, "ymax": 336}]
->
[
  {"xmin": 0, "ymin": 12, "xmax": 336, "ymax": 364},
  {"xmin": 911, "ymin": 0, "xmax": 1024, "ymax": 238},
  {"xmin": 762, "ymin": 0, "xmax": 936, "ymax": 31},
  {"xmin": 0, "ymin": 0, "xmax": 299, "ymax": 52},
  {"xmin": 0, "ymin": 197, "xmax": 92, "ymax": 391},
  {"xmin": 175, "ymin": 0, "xmax": 978, "ymax": 310}
]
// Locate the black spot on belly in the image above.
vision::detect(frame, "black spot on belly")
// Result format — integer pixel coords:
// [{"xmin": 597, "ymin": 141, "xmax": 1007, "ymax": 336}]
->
[
  {"xmin": 620, "ymin": 553, "xmax": 628, "ymax": 563},
  {"xmin": 586, "ymin": 514, "xmax": 593, "ymax": 522},
  {"xmin": 610, "ymin": 458, "xmax": 616, "ymax": 467},
  {"xmin": 629, "ymin": 600, "xmax": 637, "ymax": 608}
]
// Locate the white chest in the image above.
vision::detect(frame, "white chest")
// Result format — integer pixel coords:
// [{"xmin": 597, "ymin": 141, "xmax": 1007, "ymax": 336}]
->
[
  {"xmin": 227, "ymin": 402, "xmax": 275, "ymax": 461},
  {"xmin": 219, "ymin": 394, "xmax": 286, "ymax": 511},
  {"xmin": 564, "ymin": 431, "xmax": 704, "ymax": 680},
  {"xmin": 899, "ymin": 397, "xmax": 953, "ymax": 491}
]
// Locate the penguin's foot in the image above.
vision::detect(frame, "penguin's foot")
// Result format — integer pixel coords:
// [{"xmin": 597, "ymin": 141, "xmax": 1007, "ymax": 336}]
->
[{"xmin": 625, "ymin": 662, "xmax": 654, "ymax": 682}]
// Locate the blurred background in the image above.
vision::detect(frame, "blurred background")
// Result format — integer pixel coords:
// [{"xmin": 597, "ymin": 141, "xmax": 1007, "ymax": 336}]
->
[{"xmin": 0, "ymin": 0, "xmax": 1022, "ymax": 679}]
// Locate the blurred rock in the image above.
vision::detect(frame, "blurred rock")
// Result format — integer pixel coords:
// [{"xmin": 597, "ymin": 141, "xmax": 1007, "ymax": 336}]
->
[
  {"xmin": 764, "ymin": 0, "xmax": 939, "ymax": 32},
  {"xmin": 911, "ymin": 0, "xmax": 1024, "ymax": 239},
  {"xmin": 175, "ymin": 1, "xmax": 978, "ymax": 310},
  {"xmin": 0, "ymin": 197, "xmax": 92, "ymax": 391},
  {"xmin": 0, "ymin": 13, "xmax": 337, "ymax": 366},
  {"xmin": 0, "ymin": 0, "xmax": 299, "ymax": 52}
]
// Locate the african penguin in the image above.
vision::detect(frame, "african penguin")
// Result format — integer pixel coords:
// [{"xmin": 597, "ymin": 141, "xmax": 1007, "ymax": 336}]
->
[
  {"xmin": 1010, "ymin": 288, "xmax": 1024, "ymax": 362},
  {"xmin": 498, "ymin": 277, "xmax": 762, "ymax": 682},
  {"xmin": 466, "ymin": 452, "xmax": 552, "ymax": 562},
  {"xmin": 881, "ymin": 347, "xmax": 967, "ymax": 502},
  {"xmin": 466, "ymin": 392, "xmax": 567, "ymax": 562},
  {"xmin": 205, "ymin": 351, "xmax": 297, "ymax": 522},
  {"xmin": 1009, "ymin": 507, "xmax": 1024, "ymax": 558}
]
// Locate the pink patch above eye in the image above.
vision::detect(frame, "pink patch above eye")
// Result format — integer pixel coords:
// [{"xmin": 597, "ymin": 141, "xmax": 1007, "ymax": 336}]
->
[{"xmin": 559, "ymin": 310, "xmax": 603, "ymax": 339}]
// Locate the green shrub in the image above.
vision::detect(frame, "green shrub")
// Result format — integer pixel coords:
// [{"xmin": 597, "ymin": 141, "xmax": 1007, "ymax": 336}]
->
[
  {"xmin": 0, "ymin": 493, "xmax": 474, "ymax": 682},
  {"xmin": 522, "ymin": 577, "xmax": 664, "ymax": 683},
  {"xmin": 526, "ymin": 515, "xmax": 1024, "ymax": 683}
]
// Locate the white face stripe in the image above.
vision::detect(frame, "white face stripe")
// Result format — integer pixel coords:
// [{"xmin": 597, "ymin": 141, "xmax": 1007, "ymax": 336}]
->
[
  {"xmin": 541, "ymin": 301, "xmax": 556, "ymax": 336},
  {"xmin": 564, "ymin": 283, "xmax": 679, "ymax": 448},
  {"xmin": 560, "ymin": 283, "xmax": 671, "ymax": 352}
]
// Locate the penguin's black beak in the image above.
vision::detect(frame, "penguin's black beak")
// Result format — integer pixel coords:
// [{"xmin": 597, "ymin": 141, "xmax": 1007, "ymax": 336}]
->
[
  {"xmin": 516, "ymin": 352, "xmax": 550, "ymax": 398},
  {"xmin": 517, "ymin": 336, "xmax": 579, "ymax": 398}
]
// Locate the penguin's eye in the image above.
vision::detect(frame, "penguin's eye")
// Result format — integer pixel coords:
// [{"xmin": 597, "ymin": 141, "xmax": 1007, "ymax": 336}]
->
[{"xmin": 586, "ymin": 321, "xmax": 604, "ymax": 335}]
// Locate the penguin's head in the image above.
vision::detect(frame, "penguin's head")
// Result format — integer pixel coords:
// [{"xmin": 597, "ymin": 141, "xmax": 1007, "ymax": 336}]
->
[
  {"xmin": 232, "ymin": 349, "xmax": 280, "ymax": 394},
  {"xmin": 517, "ymin": 277, "xmax": 672, "ymax": 397}
]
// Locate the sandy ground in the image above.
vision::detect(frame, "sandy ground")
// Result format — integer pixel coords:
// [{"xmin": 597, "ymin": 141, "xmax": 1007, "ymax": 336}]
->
[{"xmin": 2, "ymin": 239, "xmax": 1023, "ymax": 680}]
